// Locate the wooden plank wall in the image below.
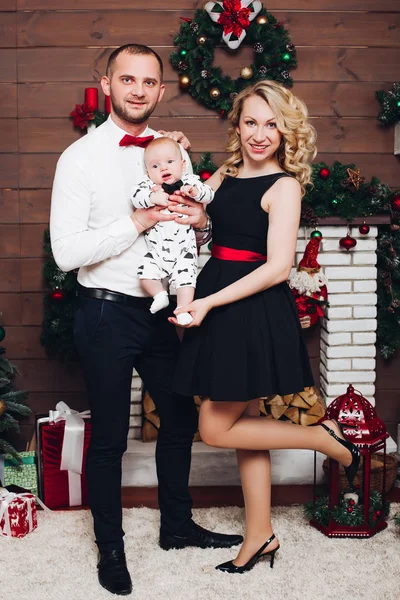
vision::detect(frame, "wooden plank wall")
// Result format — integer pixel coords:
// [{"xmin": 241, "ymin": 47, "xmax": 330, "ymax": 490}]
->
[{"xmin": 1, "ymin": 0, "xmax": 399, "ymax": 446}]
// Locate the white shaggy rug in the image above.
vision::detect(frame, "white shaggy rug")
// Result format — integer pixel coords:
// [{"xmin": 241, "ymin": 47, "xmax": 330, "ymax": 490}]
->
[{"xmin": 2, "ymin": 504, "xmax": 400, "ymax": 600}]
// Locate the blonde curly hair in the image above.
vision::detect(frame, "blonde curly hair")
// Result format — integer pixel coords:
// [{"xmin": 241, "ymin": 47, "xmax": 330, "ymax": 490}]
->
[{"xmin": 222, "ymin": 80, "xmax": 317, "ymax": 196}]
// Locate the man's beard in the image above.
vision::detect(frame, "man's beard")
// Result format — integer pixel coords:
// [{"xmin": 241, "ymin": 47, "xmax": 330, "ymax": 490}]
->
[{"xmin": 111, "ymin": 94, "xmax": 155, "ymax": 124}]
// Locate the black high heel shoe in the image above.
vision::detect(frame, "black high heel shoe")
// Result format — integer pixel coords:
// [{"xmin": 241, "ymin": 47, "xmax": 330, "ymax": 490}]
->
[
  {"xmin": 215, "ymin": 534, "xmax": 279, "ymax": 574},
  {"xmin": 320, "ymin": 420, "xmax": 360, "ymax": 488}
]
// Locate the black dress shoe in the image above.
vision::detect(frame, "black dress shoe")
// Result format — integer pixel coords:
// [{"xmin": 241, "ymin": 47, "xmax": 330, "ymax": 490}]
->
[
  {"xmin": 159, "ymin": 522, "xmax": 243, "ymax": 550},
  {"xmin": 97, "ymin": 549, "xmax": 132, "ymax": 596}
]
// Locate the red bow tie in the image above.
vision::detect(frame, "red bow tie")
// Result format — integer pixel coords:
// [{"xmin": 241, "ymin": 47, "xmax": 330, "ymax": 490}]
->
[{"xmin": 119, "ymin": 134, "xmax": 154, "ymax": 148}]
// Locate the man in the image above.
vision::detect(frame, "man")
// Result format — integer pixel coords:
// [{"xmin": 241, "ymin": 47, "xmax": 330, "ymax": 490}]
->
[{"xmin": 50, "ymin": 44, "xmax": 242, "ymax": 596}]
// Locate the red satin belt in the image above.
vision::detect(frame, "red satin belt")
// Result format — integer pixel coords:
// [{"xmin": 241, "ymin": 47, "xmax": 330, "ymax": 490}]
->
[{"xmin": 211, "ymin": 244, "xmax": 267, "ymax": 262}]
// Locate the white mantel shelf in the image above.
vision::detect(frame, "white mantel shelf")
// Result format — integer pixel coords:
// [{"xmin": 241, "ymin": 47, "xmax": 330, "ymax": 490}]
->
[{"xmin": 122, "ymin": 437, "xmax": 397, "ymax": 488}]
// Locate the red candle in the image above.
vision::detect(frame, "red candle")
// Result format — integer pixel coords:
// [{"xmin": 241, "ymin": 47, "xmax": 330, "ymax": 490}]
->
[
  {"xmin": 105, "ymin": 95, "xmax": 111, "ymax": 114},
  {"xmin": 84, "ymin": 87, "xmax": 98, "ymax": 111}
]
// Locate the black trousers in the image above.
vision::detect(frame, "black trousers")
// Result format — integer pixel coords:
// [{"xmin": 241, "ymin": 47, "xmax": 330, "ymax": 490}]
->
[{"xmin": 73, "ymin": 295, "xmax": 198, "ymax": 553}]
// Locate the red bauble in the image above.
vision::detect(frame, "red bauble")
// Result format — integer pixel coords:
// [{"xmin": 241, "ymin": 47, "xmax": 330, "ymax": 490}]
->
[
  {"xmin": 50, "ymin": 288, "xmax": 65, "ymax": 302},
  {"xmin": 376, "ymin": 510, "xmax": 381, "ymax": 517},
  {"xmin": 199, "ymin": 169, "xmax": 213, "ymax": 181},
  {"xmin": 319, "ymin": 167, "xmax": 330, "ymax": 180},
  {"xmin": 359, "ymin": 224, "xmax": 370, "ymax": 235},
  {"xmin": 347, "ymin": 507, "xmax": 353, "ymax": 513},
  {"xmin": 391, "ymin": 192, "xmax": 400, "ymax": 212},
  {"xmin": 339, "ymin": 234, "xmax": 357, "ymax": 251},
  {"xmin": 349, "ymin": 499, "xmax": 355, "ymax": 506}
]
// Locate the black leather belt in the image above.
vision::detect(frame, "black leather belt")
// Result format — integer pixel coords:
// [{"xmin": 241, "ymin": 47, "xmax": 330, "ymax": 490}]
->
[{"xmin": 77, "ymin": 284, "xmax": 152, "ymax": 309}]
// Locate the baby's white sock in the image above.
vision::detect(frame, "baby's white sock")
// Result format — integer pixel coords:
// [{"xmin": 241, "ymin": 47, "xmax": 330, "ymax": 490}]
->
[
  {"xmin": 176, "ymin": 308, "xmax": 193, "ymax": 326},
  {"xmin": 150, "ymin": 291, "xmax": 169, "ymax": 314}
]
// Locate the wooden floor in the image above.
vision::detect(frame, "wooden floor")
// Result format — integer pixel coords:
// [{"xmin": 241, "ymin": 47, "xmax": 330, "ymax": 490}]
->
[{"xmin": 122, "ymin": 485, "xmax": 400, "ymax": 509}]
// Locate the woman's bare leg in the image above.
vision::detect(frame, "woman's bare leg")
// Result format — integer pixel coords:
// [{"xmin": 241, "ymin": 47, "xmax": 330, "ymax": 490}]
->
[
  {"xmin": 234, "ymin": 399, "xmax": 279, "ymax": 566},
  {"xmin": 199, "ymin": 401, "xmax": 353, "ymax": 471}
]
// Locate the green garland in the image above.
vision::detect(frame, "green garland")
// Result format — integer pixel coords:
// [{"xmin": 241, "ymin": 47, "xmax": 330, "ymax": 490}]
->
[
  {"xmin": 170, "ymin": 5, "xmax": 296, "ymax": 116},
  {"xmin": 376, "ymin": 83, "xmax": 400, "ymax": 126},
  {"xmin": 41, "ymin": 230, "xmax": 78, "ymax": 363},
  {"xmin": 304, "ymin": 489, "xmax": 389, "ymax": 528},
  {"xmin": 301, "ymin": 161, "xmax": 400, "ymax": 359}
]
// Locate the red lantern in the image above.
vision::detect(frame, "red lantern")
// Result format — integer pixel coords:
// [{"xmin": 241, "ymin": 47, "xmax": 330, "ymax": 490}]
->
[
  {"xmin": 310, "ymin": 385, "xmax": 389, "ymax": 538},
  {"xmin": 339, "ymin": 234, "xmax": 357, "ymax": 251},
  {"xmin": 391, "ymin": 192, "xmax": 400, "ymax": 212},
  {"xmin": 318, "ymin": 167, "xmax": 330, "ymax": 180},
  {"xmin": 359, "ymin": 223, "xmax": 370, "ymax": 235},
  {"xmin": 50, "ymin": 288, "xmax": 65, "ymax": 302},
  {"xmin": 199, "ymin": 169, "xmax": 213, "ymax": 181}
]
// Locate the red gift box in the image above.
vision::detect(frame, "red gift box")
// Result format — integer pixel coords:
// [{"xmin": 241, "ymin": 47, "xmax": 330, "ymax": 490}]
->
[
  {"xmin": 37, "ymin": 403, "xmax": 91, "ymax": 509},
  {"xmin": 0, "ymin": 489, "xmax": 38, "ymax": 538}
]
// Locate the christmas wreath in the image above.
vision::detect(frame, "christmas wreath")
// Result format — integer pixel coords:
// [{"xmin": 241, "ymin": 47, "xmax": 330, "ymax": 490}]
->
[
  {"xmin": 376, "ymin": 82, "xmax": 400, "ymax": 126},
  {"xmin": 170, "ymin": 1, "xmax": 296, "ymax": 116},
  {"xmin": 304, "ymin": 489, "xmax": 389, "ymax": 528}
]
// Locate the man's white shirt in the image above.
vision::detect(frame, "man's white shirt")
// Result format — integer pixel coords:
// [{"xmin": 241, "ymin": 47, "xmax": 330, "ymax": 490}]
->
[{"xmin": 50, "ymin": 115, "xmax": 193, "ymax": 297}]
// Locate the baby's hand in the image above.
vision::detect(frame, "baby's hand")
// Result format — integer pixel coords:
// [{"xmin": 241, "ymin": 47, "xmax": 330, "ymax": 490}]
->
[
  {"xmin": 150, "ymin": 188, "xmax": 169, "ymax": 207},
  {"xmin": 180, "ymin": 184, "xmax": 199, "ymax": 199}
]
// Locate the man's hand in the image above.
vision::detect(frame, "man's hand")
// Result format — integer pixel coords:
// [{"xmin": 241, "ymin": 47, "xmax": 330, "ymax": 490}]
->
[
  {"xmin": 167, "ymin": 191, "xmax": 208, "ymax": 228},
  {"xmin": 131, "ymin": 206, "xmax": 175, "ymax": 234},
  {"xmin": 157, "ymin": 130, "xmax": 191, "ymax": 151}
]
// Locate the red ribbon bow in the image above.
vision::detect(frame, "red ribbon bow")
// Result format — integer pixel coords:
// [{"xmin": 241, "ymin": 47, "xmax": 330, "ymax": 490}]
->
[
  {"xmin": 217, "ymin": 0, "xmax": 251, "ymax": 38},
  {"xmin": 119, "ymin": 134, "xmax": 155, "ymax": 148}
]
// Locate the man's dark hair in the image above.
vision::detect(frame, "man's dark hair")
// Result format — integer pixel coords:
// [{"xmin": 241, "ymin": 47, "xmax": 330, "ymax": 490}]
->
[{"xmin": 106, "ymin": 44, "xmax": 164, "ymax": 81}]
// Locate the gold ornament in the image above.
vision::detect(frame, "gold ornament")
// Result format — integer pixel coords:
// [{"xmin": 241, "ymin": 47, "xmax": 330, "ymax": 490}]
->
[
  {"xmin": 0, "ymin": 400, "xmax": 6, "ymax": 416},
  {"xmin": 179, "ymin": 74, "xmax": 191, "ymax": 89},
  {"xmin": 197, "ymin": 34, "xmax": 207, "ymax": 45},
  {"xmin": 346, "ymin": 168, "xmax": 364, "ymax": 190},
  {"xmin": 256, "ymin": 15, "xmax": 268, "ymax": 25},
  {"xmin": 240, "ymin": 66, "xmax": 253, "ymax": 80},
  {"xmin": 209, "ymin": 87, "xmax": 221, "ymax": 99}
]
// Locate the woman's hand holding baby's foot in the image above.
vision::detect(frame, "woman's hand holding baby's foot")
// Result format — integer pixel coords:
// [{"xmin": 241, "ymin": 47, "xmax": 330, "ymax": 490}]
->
[{"xmin": 176, "ymin": 309, "xmax": 193, "ymax": 326}]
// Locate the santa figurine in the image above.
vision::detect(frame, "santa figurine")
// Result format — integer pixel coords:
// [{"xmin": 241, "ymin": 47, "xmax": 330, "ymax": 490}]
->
[{"xmin": 289, "ymin": 235, "xmax": 328, "ymax": 328}]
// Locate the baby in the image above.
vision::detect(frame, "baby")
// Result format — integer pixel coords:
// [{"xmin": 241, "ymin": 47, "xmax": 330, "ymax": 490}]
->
[{"xmin": 130, "ymin": 137, "xmax": 214, "ymax": 325}]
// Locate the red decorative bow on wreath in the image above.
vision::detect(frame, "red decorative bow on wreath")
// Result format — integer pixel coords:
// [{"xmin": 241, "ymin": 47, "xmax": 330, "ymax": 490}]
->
[
  {"xmin": 205, "ymin": 0, "xmax": 262, "ymax": 49},
  {"xmin": 218, "ymin": 0, "xmax": 251, "ymax": 38}
]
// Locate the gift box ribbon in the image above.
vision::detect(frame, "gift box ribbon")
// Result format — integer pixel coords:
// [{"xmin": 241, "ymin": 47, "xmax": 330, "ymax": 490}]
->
[
  {"xmin": 48, "ymin": 401, "xmax": 90, "ymax": 506},
  {"xmin": 0, "ymin": 488, "xmax": 50, "ymax": 538}
]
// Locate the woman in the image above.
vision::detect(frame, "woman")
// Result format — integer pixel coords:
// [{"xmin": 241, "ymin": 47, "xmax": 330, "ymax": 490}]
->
[{"xmin": 169, "ymin": 80, "xmax": 360, "ymax": 573}]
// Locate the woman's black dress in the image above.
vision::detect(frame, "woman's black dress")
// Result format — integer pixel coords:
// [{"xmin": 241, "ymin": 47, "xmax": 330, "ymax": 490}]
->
[{"xmin": 174, "ymin": 173, "xmax": 314, "ymax": 402}]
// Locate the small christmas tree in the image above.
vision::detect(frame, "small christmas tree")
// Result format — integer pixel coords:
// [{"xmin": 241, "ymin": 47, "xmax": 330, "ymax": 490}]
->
[{"xmin": 0, "ymin": 346, "xmax": 31, "ymax": 463}]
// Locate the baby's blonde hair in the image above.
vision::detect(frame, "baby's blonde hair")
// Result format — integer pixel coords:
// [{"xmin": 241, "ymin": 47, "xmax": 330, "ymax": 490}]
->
[
  {"xmin": 223, "ymin": 80, "xmax": 317, "ymax": 196},
  {"xmin": 144, "ymin": 136, "xmax": 181, "ymax": 157}
]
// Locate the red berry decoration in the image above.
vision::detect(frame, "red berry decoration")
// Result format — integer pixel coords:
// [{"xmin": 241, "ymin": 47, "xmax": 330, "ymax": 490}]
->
[
  {"xmin": 347, "ymin": 507, "xmax": 353, "ymax": 513},
  {"xmin": 50, "ymin": 288, "xmax": 66, "ymax": 302},
  {"xmin": 376, "ymin": 510, "xmax": 381, "ymax": 517},
  {"xmin": 359, "ymin": 223, "xmax": 370, "ymax": 235},
  {"xmin": 391, "ymin": 192, "xmax": 400, "ymax": 212},
  {"xmin": 319, "ymin": 167, "xmax": 330, "ymax": 180},
  {"xmin": 199, "ymin": 169, "xmax": 213, "ymax": 181},
  {"xmin": 339, "ymin": 234, "xmax": 357, "ymax": 251},
  {"xmin": 349, "ymin": 499, "xmax": 355, "ymax": 506}
]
